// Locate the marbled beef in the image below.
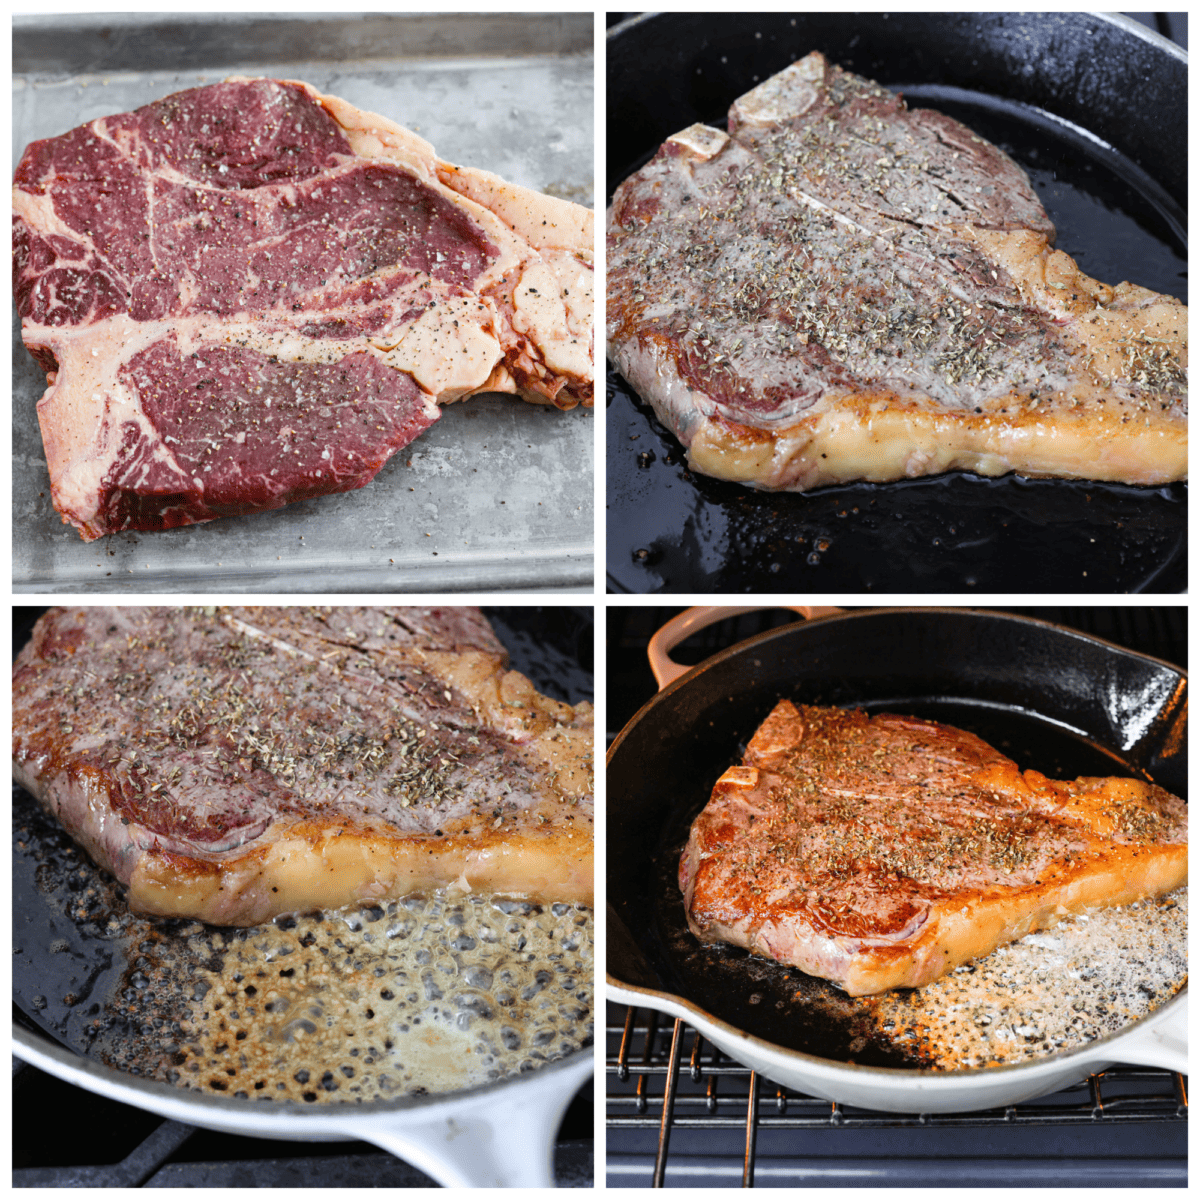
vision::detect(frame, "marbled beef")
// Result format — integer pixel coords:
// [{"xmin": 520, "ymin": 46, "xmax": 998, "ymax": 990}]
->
[{"xmin": 14, "ymin": 79, "xmax": 594, "ymax": 540}]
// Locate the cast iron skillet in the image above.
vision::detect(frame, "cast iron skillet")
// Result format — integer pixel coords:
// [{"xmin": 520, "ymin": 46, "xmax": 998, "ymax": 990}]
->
[
  {"xmin": 606, "ymin": 13, "xmax": 1187, "ymax": 593},
  {"xmin": 13, "ymin": 605, "xmax": 594, "ymax": 1188},
  {"xmin": 606, "ymin": 607, "xmax": 1187, "ymax": 1112}
]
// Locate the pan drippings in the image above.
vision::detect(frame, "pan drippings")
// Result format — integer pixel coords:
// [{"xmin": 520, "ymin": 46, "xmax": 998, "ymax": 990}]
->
[
  {"xmin": 651, "ymin": 818, "xmax": 1185, "ymax": 1070},
  {"xmin": 97, "ymin": 895, "xmax": 593, "ymax": 1102},
  {"xmin": 859, "ymin": 889, "xmax": 1186, "ymax": 1070},
  {"xmin": 15, "ymin": 788, "xmax": 591, "ymax": 1103}
]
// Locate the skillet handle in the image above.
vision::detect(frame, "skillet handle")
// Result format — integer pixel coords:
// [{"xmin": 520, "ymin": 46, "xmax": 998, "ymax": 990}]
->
[
  {"xmin": 648, "ymin": 605, "xmax": 843, "ymax": 689},
  {"xmin": 335, "ymin": 1059, "xmax": 590, "ymax": 1187},
  {"xmin": 1104, "ymin": 992, "xmax": 1188, "ymax": 1075}
]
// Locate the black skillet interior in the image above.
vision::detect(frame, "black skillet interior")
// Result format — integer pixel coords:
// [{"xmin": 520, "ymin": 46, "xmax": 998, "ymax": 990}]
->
[
  {"xmin": 13, "ymin": 604, "xmax": 593, "ymax": 1056},
  {"xmin": 606, "ymin": 13, "xmax": 1188, "ymax": 594},
  {"xmin": 606, "ymin": 608, "xmax": 1187, "ymax": 1065}
]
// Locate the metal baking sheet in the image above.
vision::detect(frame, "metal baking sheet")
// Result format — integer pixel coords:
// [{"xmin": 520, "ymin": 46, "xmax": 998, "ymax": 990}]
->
[{"xmin": 13, "ymin": 13, "xmax": 595, "ymax": 593}]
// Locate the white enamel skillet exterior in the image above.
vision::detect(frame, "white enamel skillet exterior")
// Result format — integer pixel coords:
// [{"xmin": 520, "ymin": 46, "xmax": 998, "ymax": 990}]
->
[
  {"xmin": 608, "ymin": 605, "xmax": 1187, "ymax": 1114},
  {"xmin": 13, "ymin": 1020, "xmax": 592, "ymax": 1186}
]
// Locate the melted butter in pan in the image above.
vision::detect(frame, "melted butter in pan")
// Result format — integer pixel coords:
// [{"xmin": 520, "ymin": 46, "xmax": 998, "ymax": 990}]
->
[
  {"xmin": 94, "ymin": 894, "xmax": 593, "ymax": 1102},
  {"xmin": 15, "ymin": 787, "xmax": 591, "ymax": 1104},
  {"xmin": 650, "ymin": 825, "xmax": 1184, "ymax": 1069},
  {"xmin": 858, "ymin": 889, "xmax": 1186, "ymax": 1070}
]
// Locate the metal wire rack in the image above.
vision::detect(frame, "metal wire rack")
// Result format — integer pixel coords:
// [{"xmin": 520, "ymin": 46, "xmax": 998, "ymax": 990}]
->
[{"xmin": 607, "ymin": 1005, "xmax": 1187, "ymax": 1187}]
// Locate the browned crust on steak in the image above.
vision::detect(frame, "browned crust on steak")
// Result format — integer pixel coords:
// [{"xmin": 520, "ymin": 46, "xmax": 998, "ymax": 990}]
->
[
  {"xmin": 13, "ymin": 606, "xmax": 593, "ymax": 924},
  {"xmin": 680, "ymin": 701, "xmax": 1186, "ymax": 995},
  {"xmin": 117, "ymin": 818, "xmax": 593, "ymax": 925}
]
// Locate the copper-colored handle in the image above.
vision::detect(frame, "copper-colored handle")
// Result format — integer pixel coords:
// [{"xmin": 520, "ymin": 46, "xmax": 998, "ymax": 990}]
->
[{"xmin": 647, "ymin": 605, "xmax": 843, "ymax": 689}]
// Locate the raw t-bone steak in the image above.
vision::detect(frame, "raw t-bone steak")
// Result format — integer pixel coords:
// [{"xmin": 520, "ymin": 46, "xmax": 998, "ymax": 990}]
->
[
  {"xmin": 14, "ymin": 78, "xmax": 594, "ymax": 540},
  {"xmin": 608, "ymin": 52, "xmax": 1187, "ymax": 490},
  {"xmin": 679, "ymin": 701, "xmax": 1186, "ymax": 996},
  {"xmin": 13, "ymin": 606, "xmax": 593, "ymax": 925}
]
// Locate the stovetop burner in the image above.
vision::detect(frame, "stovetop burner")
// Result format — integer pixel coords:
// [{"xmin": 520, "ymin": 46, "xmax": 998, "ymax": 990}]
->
[{"xmin": 607, "ymin": 1004, "xmax": 1186, "ymax": 1188}]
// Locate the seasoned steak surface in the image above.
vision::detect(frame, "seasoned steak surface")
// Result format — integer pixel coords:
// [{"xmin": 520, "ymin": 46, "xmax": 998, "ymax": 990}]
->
[
  {"xmin": 608, "ymin": 52, "xmax": 1187, "ymax": 490},
  {"xmin": 13, "ymin": 606, "xmax": 593, "ymax": 924},
  {"xmin": 679, "ymin": 701, "xmax": 1186, "ymax": 995}
]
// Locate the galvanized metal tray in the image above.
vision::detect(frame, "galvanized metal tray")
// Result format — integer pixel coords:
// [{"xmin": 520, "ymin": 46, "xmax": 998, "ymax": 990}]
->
[{"xmin": 13, "ymin": 13, "xmax": 595, "ymax": 593}]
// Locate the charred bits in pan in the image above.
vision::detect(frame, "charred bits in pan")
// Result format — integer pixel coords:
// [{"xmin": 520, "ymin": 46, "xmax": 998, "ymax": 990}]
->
[{"xmin": 649, "ymin": 819, "xmax": 1184, "ymax": 1070}]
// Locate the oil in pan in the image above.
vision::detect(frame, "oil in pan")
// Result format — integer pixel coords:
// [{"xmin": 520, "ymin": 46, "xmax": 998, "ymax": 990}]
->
[
  {"xmin": 606, "ymin": 14, "xmax": 1187, "ymax": 595},
  {"xmin": 105, "ymin": 897, "xmax": 593, "ymax": 1102},
  {"xmin": 13, "ymin": 791, "xmax": 593, "ymax": 1103}
]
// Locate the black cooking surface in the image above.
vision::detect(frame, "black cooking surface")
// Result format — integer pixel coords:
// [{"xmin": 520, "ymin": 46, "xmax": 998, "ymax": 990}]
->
[
  {"xmin": 607, "ymin": 606, "xmax": 1188, "ymax": 734},
  {"xmin": 13, "ymin": 605, "xmax": 594, "ymax": 1185},
  {"xmin": 606, "ymin": 14, "xmax": 1187, "ymax": 594}
]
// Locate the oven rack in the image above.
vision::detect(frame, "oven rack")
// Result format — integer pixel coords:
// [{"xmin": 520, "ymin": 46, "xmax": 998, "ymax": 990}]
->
[{"xmin": 607, "ymin": 1006, "xmax": 1187, "ymax": 1187}]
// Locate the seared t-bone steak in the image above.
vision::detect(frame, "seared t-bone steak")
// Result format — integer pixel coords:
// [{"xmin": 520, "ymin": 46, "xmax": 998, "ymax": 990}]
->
[
  {"xmin": 608, "ymin": 52, "xmax": 1187, "ymax": 490},
  {"xmin": 13, "ymin": 606, "xmax": 593, "ymax": 925},
  {"xmin": 14, "ymin": 78, "xmax": 594, "ymax": 541},
  {"xmin": 679, "ymin": 701, "xmax": 1186, "ymax": 996}
]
